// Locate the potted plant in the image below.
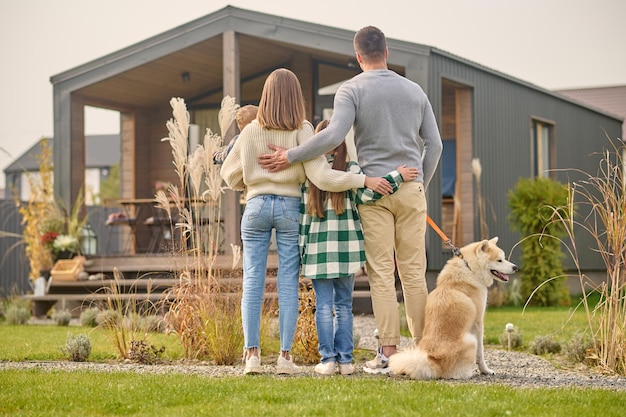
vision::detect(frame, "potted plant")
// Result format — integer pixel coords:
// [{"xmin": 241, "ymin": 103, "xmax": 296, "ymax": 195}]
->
[{"xmin": 17, "ymin": 139, "xmax": 87, "ymax": 281}]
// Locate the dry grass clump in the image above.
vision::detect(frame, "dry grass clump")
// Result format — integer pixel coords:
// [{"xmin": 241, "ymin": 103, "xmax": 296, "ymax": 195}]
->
[
  {"xmin": 97, "ymin": 269, "xmax": 161, "ymax": 360},
  {"xmin": 549, "ymin": 137, "xmax": 626, "ymax": 375},
  {"xmin": 291, "ymin": 280, "xmax": 319, "ymax": 364},
  {"xmin": 163, "ymin": 272, "xmax": 243, "ymax": 364}
]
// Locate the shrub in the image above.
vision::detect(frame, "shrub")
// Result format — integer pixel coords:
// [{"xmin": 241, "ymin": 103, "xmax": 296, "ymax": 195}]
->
[
  {"xmin": 52, "ymin": 309, "xmax": 72, "ymax": 326},
  {"xmin": 139, "ymin": 315, "xmax": 165, "ymax": 333},
  {"xmin": 529, "ymin": 334, "xmax": 562, "ymax": 355},
  {"xmin": 564, "ymin": 332, "xmax": 594, "ymax": 364},
  {"xmin": 128, "ymin": 339, "xmax": 165, "ymax": 365},
  {"xmin": 62, "ymin": 333, "xmax": 91, "ymax": 362},
  {"xmin": 79, "ymin": 307, "xmax": 100, "ymax": 327},
  {"xmin": 96, "ymin": 309, "xmax": 122, "ymax": 327},
  {"xmin": 508, "ymin": 177, "xmax": 570, "ymax": 306},
  {"xmin": 5, "ymin": 304, "xmax": 30, "ymax": 325}
]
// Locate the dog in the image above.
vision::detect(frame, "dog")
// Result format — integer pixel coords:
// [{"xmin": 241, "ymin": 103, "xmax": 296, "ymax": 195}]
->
[{"xmin": 388, "ymin": 237, "xmax": 518, "ymax": 379}]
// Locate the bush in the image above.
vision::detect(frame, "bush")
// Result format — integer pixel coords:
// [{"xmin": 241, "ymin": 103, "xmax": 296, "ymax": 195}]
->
[
  {"xmin": 138, "ymin": 315, "xmax": 165, "ymax": 333},
  {"xmin": 564, "ymin": 332, "xmax": 594, "ymax": 364},
  {"xmin": 96, "ymin": 309, "xmax": 122, "ymax": 326},
  {"xmin": 79, "ymin": 307, "xmax": 100, "ymax": 327},
  {"xmin": 62, "ymin": 333, "xmax": 91, "ymax": 362},
  {"xmin": 529, "ymin": 334, "xmax": 562, "ymax": 355},
  {"xmin": 5, "ymin": 304, "xmax": 30, "ymax": 325},
  {"xmin": 128, "ymin": 339, "xmax": 165, "ymax": 365},
  {"xmin": 508, "ymin": 177, "xmax": 570, "ymax": 306},
  {"xmin": 52, "ymin": 309, "xmax": 72, "ymax": 326}
]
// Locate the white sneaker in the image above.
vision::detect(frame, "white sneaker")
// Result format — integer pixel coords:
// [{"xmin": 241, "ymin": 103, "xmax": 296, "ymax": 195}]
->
[
  {"xmin": 338, "ymin": 363, "xmax": 355, "ymax": 375},
  {"xmin": 244, "ymin": 352, "xmax": 262, "ymax": 375},
  {"xmin": 314, "ymin": 361, "xmax": 336, "ymax": 375},
  {"xmin": 276, "ymin": 355, "xmax": 301, "ymax": 375},
  {"xmin": 363, "ymin": 348, "xmax": 390, "ymax": 374}
]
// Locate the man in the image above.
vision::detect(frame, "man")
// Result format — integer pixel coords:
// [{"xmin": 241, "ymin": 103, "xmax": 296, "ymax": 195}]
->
[{"xmin": 258, "ymin": 26, "xmax": 443, "ymax": 373}]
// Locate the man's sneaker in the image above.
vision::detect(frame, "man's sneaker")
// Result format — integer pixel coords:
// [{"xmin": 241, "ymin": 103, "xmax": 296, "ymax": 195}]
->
[
  {"xmin": 363, "ymin": 348, "xmax": 390, "ymax": 374},
  {"xmin": 276, "ymin": 355, "xmax": 301, "ymax": 375},
  {"xmin": 244, "ymin": 354, "xmax": 262, "ymax": 375},
  {"xmin": 314, "ymin": 361, "xmax": 336, "ymax": 375},
  {"xmin": 338, "ymin": 363, "xmax": 355, "ymax": 375}
]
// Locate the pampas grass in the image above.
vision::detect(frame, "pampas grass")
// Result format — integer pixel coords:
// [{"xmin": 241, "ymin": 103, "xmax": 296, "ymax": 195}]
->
[{"xmin": 158, "ymin": 96, "xmax": 267, "ymax": 365}]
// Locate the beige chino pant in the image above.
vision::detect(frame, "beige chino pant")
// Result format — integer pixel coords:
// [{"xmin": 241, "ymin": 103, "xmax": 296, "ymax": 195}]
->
[{"xmin": 358, "ymin": 181, "xmax": 428, "ymax": 347}]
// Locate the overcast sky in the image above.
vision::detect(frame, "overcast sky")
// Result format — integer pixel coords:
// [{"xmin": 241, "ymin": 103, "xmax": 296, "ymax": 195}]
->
[{"xmin": 1, "ymin": 0, "xmax": 624, "ymax": 185}]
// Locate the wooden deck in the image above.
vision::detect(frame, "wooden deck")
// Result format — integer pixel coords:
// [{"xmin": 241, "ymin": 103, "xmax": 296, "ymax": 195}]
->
[{"xmin": 23, "ymin": 253, "xmax": 381, "ymax": 317}]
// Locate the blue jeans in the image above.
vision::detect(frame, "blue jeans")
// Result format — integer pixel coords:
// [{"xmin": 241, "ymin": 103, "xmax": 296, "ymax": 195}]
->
[
  {"xmin": 241, "ymin": 195, "xmax": 301, "ymax": 353},
  {"xmin": 311, "ymin": 275, "xmax": 355, "ymax": 364}
]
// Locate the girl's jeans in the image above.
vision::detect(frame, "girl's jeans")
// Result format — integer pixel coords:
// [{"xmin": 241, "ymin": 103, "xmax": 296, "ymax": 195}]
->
[
  {"xmin": 241, "ymin": 194, "xmax": 301, "ymax": 353},
  {"xmin": 311, "ymin": 275, "xmax": 355, "ymax": 364}
]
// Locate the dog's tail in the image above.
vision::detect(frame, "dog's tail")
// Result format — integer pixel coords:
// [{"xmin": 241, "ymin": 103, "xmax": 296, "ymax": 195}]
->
[{"xmin": 389, "ymin": 348, "xmax": 436, "ymax": 380}]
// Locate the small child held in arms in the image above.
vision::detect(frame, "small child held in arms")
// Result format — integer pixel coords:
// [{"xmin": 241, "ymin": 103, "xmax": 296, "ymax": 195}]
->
[
  {"xmin": 300, "ymin": 120, "xmax": 417, "ymax": 376},
  {"xmin": 213, "ymin": 104, "xmax": 258, "ymax": 164}
]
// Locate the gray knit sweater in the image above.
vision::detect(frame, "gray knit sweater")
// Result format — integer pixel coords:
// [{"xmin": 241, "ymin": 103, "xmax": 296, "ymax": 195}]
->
[{"xmin": 287, "ymin": 69, "xmax": 443, "ymax": 190}]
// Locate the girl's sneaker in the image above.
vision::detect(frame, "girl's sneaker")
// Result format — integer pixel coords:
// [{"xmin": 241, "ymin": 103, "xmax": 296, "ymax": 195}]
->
[
  {"xmin": 338, "ymin": 363, "xmax": 355, "ymax": 375},
  {"xmin": 276, "ymin": 355, "xmax": 301, "ymax": 374},
  {"xmin": 314, "ymin": 361, "xmax": 336, "ymax": 375},
  {"xmin": 363, "ymin": 348, "xmax": 390, "ymax": 374}
]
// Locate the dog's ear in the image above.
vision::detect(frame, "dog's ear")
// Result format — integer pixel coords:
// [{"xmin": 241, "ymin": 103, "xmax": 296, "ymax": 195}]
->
[
  {"xmin": 477, "ymin": 240, "xmax": 490, "ymax": 254},
  {"xmin": 489, "ymin": 237, "xmax": 499, "ymax": 245}
]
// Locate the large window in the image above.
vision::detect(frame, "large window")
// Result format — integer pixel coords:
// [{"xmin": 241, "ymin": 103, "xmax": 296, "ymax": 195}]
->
[{"xmin": 532, "ymin": 119, "xmax": 555, "ymax": 178}]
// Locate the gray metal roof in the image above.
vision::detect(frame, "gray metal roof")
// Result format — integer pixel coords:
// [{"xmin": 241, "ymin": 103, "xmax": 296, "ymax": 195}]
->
[{"xmin": 4, "ymin": 134, "xmax": 120, "ymax": 173}]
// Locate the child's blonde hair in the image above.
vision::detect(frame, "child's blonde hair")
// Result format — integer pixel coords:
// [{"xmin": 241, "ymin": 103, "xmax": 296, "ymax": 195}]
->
[
  {"xmin": 236, "ymin": 105, "xmax": 258, "ymax": 130},
  {"xmin": 307, "ymin": 120, "xmax": 348, "ymax": 218}
]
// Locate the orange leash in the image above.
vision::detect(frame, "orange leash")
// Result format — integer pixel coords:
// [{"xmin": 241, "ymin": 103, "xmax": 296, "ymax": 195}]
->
[{"xmin": 426, "ymin": 214, "xmax": 462, "ymax": 257}]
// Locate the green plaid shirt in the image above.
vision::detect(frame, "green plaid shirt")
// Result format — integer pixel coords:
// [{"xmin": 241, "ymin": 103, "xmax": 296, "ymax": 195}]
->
[{"xmin": 299, "ymin": 161, "xmax": 404, "ymax": 279}]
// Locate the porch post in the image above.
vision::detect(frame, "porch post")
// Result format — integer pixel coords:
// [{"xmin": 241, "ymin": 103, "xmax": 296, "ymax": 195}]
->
[{"xmin": 222, "ymin": 30, "xmax": 242, "ymax": 254}]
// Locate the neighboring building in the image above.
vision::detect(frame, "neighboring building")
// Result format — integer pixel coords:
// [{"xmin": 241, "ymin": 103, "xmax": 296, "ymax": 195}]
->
[
  {"xmin": 49, "ymin": 6, "xmax": 622, "ymax": 270},
  {"xmin": 4, "ymin": 134, "xmax": 120, "ymax": 205},
  {"xmin": 556, "ymin": 85, "xmax": 626, "ymax": 141}
]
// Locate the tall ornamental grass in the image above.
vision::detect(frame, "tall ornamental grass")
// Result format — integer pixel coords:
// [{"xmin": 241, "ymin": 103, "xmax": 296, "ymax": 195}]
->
[
  {"xmin": 549, "ymin": 138, "xmax": 626, "ymax": 375},
  {"xmin": 158, "ymin": 97, "xmax": 267, "ymax": 365}
]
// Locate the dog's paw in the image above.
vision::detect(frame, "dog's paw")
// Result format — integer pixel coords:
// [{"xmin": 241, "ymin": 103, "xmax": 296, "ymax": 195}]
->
[{"xmin": 479, "ymin": 366, "xmax": 495, "ymax": 375}]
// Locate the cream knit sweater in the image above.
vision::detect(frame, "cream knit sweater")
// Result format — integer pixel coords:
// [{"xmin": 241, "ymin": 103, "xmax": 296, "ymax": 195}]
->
[{"xmin": 220, "ymin": 120, "xmax": 365, "ymax": 201}]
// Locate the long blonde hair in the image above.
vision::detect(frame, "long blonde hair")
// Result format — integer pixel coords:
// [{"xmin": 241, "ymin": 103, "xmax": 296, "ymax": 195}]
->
[
  {"xmin": 257, "ymin": 68, "xmax": 306, "ymax": 131},
  {"xmin": 307, "ymin": 120, "xmax": 348, "ymax": 218}
]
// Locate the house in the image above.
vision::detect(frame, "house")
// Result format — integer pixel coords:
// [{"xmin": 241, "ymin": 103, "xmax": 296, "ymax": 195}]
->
[
  {"xmin": 4, "ymin": 134, "xmax": 120, "ymax": 205},
  {"xmin": 49, "ymin": 5, "xmax": 622, "ymax": 271},
  {"xmin": 556, "ymin": 85, "xmax": 626, "ymax": 141}
]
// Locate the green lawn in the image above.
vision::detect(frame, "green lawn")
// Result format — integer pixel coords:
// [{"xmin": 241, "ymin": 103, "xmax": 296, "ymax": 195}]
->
[
  {"xmin": 0, "ymin": 369, "xmax": 623, "ymax": 417},
  {"xmin": 1, "ymin": 301, "xmax": 622, "ymax": 417}
]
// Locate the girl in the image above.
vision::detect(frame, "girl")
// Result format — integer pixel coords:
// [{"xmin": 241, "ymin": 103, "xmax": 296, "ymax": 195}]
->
[
  {"xmin": 220, "ymin": 68, "xmax": 392, "ymax": 375},
  {"xmin": 301, "ymin": 120, "xmax": 417, "ymax": 375}
]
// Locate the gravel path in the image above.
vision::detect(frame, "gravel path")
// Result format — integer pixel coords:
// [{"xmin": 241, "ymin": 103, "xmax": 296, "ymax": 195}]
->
[{"xmin": 2, "ymin": 315, "xmax": 624, "ymax": 391}]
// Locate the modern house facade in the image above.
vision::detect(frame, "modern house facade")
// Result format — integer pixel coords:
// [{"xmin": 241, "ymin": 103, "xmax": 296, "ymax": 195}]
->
[{"xmin": 49, "ymin": 6, "xmax": 623, "ymax": 271}]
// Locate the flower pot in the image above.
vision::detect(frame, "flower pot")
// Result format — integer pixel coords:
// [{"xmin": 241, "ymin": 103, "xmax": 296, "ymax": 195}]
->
[{"xmin": 55, "ymin": 250, "xmax": 75, "ymax": 261}]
